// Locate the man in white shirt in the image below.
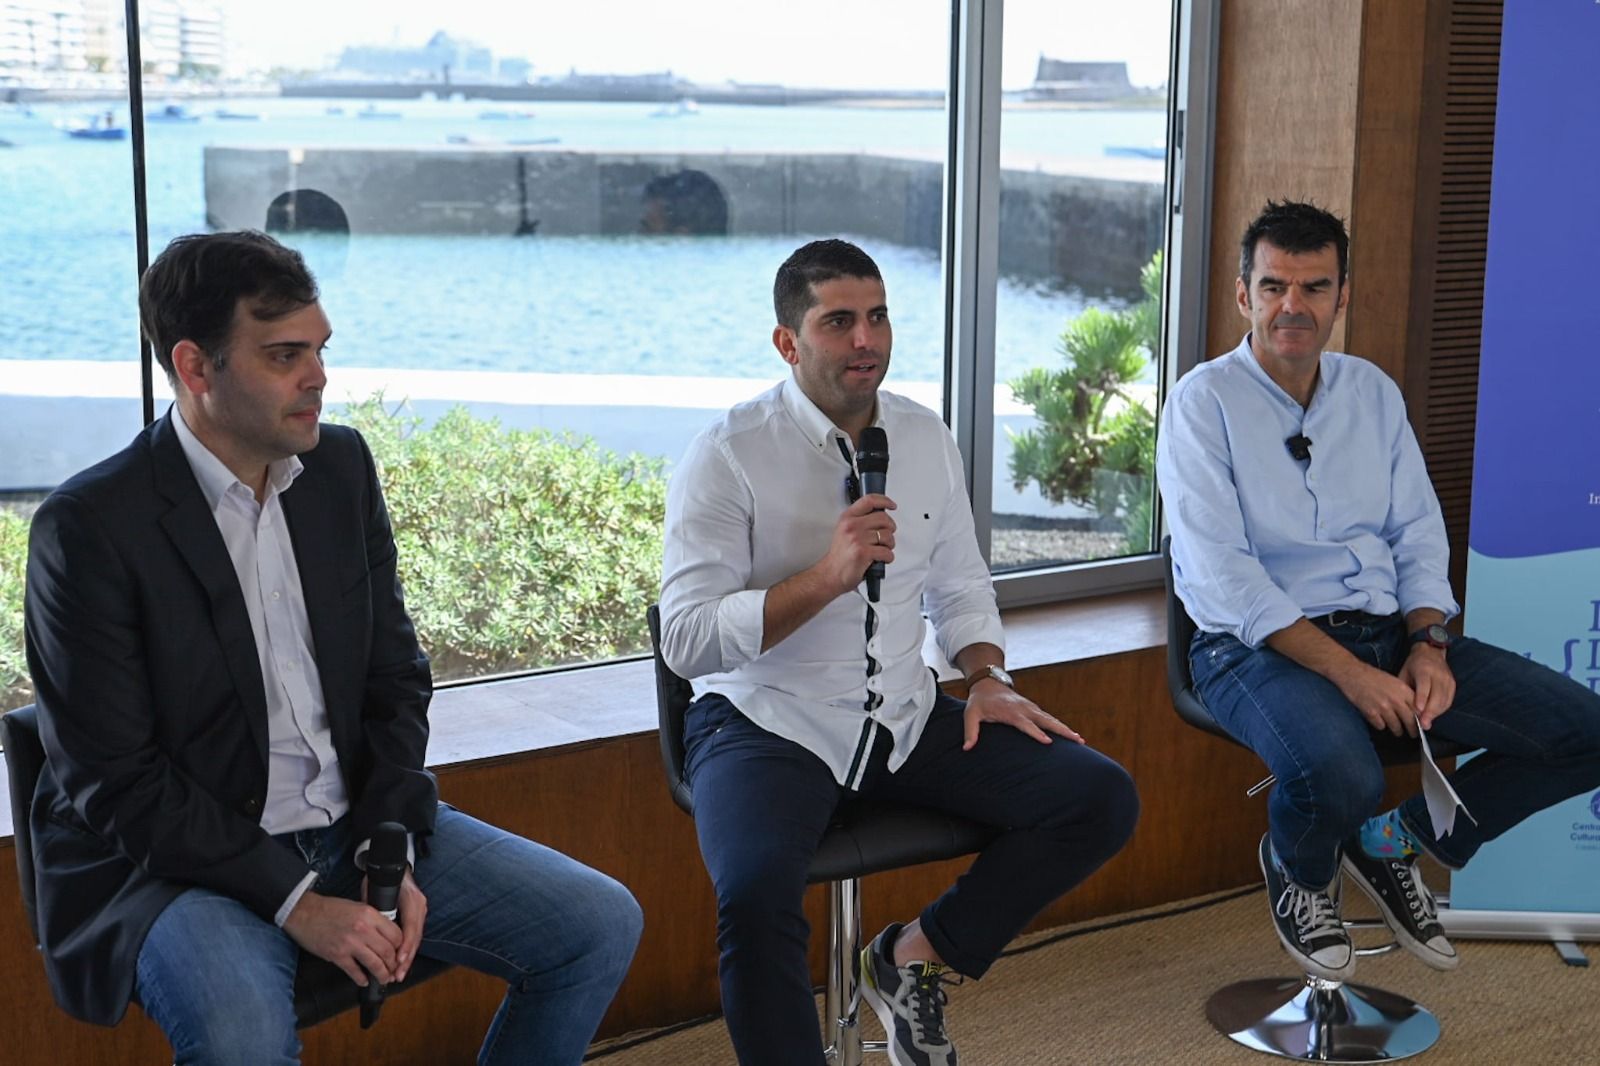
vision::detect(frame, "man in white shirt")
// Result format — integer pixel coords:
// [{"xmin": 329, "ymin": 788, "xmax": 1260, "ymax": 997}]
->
[
  {"xmin": 24, "ymin": 231, "xmax": 642, "ymax": 1063},
  {"xmin": 660, "ymin": 239, "xmax": 1139, "ymax": 1065}
]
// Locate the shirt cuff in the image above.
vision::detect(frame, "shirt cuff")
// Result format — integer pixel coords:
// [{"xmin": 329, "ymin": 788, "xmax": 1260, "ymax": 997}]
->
[
  {"xmin": 274, "ymin": 870, "xmax": 321, "ymax": 928},
  {"xmin": 715, "ymin": 588, "xmax": 767, "ymax": 668},
  {"xmin": 1238, "ymin": 597, "xmax": 1308, "ymax": 650},
  {"xmin": 1399, "ymin": 587, "xmax": 1461, "ymax": 623}
]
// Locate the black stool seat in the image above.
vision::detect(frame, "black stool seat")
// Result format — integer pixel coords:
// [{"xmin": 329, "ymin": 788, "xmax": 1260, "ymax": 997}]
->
[
  {"xmin": 2, "ymin": 704, "xmax": 450, "ymax": 1033},
  {"xmin": 810, "ymin": 802, "xmax": 996, "ymax": 884}
]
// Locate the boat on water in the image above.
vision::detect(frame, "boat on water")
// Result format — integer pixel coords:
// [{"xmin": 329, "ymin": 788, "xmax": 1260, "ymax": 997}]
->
[
  {"xmin": 478, "ymin": 110, "xmax": 535, "ymax": 121},
  {"xmin": 147, "ymin": 103, "xmax": 200, "ymax": 123},
  {"xmin": 1104, "ymin": 144, "xmax": 1164, "ymax": 160},
  {"xmin": 358, "ymin": 105, "xmax": 403, "ymax": 120},
  {"xmin": 59, "ymin": 112, "xmax": 126, "ymax": 140},
  {"xmin": 649, "ymin": 98, "xmax": 700, "ymax": 118},
  {"xmin": 214, "ymin": 109, "xmax": 263, "ymax": 121}
]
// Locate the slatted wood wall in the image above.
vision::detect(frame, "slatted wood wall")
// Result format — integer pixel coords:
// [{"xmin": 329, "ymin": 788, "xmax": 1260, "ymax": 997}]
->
[{"xmin": 1406, "ymin": 0, "xmax": 1503, "ymax": 602}]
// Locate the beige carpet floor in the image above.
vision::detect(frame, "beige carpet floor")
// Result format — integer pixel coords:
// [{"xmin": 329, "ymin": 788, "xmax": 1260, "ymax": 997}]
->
[{"xmin": 586, "ymin": 883, "xmax": 1599, "ymax": 1064}]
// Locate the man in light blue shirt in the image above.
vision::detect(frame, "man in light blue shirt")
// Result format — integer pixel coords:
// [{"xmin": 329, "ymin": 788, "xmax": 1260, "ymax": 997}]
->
[{"xmin": 1158, "ymin": 200, "xmax": 1600, "ymax": 984}]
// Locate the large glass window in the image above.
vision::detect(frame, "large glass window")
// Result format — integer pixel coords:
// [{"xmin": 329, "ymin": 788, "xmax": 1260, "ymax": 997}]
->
[
  {"xmin": 142, "ymin": 0, "xmax": 963, "ymax": 683},
  {"xmin": 1, "ymin": 0, "xmax": 1206, "ymax": 706},
  {"xmin": 989, "ymin": 0, "xmax": 1172, "ymax": 573},
  {"xmin": 1, "ymin": 8, "xmax": 138, "ymax": 714}
]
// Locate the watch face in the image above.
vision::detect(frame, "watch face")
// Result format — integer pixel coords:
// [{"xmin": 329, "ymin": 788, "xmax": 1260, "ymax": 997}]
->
[
  {"xmin": 1424, "ymin": 624, "xmax": 1451, "ymax": 647},
  {"xmin": 991, "ymin": 666, "xmax": 1014, "ymax": 687}
]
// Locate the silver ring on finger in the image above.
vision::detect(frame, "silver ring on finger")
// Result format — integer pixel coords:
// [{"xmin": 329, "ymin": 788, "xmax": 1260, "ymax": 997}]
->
[{"xmin": 874, "ymin": 530, "xmax": 882, "ymax": 545}]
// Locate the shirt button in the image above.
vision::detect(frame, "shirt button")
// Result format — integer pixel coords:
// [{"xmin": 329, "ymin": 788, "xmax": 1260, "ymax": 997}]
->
[
  {"xmin": 282, "ymin": 661, "xmax": 296, "ymax": 672},
  {"xmin": 271, "ymin": 590, "xmax": 281, "ymax": 600}
]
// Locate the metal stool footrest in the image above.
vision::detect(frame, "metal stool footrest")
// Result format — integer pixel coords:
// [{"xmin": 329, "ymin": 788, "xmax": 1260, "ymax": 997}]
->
[{"xmin": 1205, "ymin": 976, "xmax": 1440, "ymax": 1063}]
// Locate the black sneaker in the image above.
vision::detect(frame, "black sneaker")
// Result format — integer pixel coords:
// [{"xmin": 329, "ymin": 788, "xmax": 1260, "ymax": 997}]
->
[
  {"xmin": 1341, "ymin": 838, "xmax": 1459, "ymax": 971},
  {"xmin": 860, "ymin": 923, "xmax": 961, "ymax": 1066},
  {"xmin": 1258, "ymin": 833, "xmax": 1355, "ymax": 981}
]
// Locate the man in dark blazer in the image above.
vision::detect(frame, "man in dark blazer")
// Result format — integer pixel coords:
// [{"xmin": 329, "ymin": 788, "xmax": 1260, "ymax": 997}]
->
[{"xmin": 24, "ymin": 231, "xmax": 642, "ymax": 1064}]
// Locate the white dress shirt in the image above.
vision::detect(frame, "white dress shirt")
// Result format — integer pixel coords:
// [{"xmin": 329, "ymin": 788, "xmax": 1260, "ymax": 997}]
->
[
  {"xmin": 173, "ymin": 408, "xmax": 347, "ymax": 921},
  {"xmin": 1157, "ymin": 335, "xmax": 1459, "ymax": 648},
  {"xmin": 660, "ymin": 378, "xmax": 1005, "ymax": 789}
]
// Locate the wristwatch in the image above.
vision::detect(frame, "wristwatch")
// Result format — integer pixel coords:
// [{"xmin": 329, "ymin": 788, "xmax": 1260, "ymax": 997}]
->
[
  {"xmin": 1409, "ymin": 623, "xmax": 1453, "ymax": 650},
  {"xmin": 964, "ymin": 664, "xmax": 1015, "ymax": 690}
]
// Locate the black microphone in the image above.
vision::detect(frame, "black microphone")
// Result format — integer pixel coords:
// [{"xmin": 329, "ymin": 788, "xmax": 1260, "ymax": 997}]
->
[
  {"xmin": 359, "ymin": 822, "xmax": 409, "ymax": 1030},
  {"xmin": 856, "ymin": 427, "xmax": 889, "ymax": 602},
  {"xmin": 1286, "ymin": 434, "xmax": 1313, "ymax": 462}
]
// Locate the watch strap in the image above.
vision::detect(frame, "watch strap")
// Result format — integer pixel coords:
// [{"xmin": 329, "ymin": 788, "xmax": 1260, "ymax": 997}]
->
[{"xmin": 963, "ymin": 664, "xmax": 1012, "ymax": 689}]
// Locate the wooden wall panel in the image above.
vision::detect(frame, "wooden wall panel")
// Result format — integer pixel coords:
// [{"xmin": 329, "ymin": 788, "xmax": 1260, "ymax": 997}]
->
[
  {"xmin": 0, "ymin": 646, "xmax": 1307, "ymax": 1064},
  {"xmin": 1344, "ymin": 2, "xmax": 1430, "ymax": 381},
  {"xmin": 1205, "ymin": 0, "xmax": 1364, "ymax": 361}
]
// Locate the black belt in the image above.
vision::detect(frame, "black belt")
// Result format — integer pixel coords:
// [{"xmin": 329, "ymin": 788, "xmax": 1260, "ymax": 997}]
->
[{"xmin": 1310, "ymin": 610, "xmax": 1399, "ymax": 629}]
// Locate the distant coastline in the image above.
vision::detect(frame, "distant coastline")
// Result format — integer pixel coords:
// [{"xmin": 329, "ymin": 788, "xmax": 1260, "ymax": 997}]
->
[{"xmin": 6, "ymin": 80, "xmax": 1162, "ymax": 112}]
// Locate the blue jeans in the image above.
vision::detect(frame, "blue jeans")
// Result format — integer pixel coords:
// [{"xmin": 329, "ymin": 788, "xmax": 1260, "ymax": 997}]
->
[
  {"xmin": 134, "ymin": 804, "xmax": 643, "ymax": 1066},
  {"xmin": 1191, "ymin": 613, "xmax": 1600, "ymax": 888},
  {"xmin": 685, "ymin": 690, "xmax": 1139, "ymax": 1066}
]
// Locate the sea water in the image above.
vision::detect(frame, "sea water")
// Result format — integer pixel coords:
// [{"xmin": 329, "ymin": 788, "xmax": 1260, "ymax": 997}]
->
[{"xmin": 0, "ymin": 97, "xmax": 1165, "ymax": 385}]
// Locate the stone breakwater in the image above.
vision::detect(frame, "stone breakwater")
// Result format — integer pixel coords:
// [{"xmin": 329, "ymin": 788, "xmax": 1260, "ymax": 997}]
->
[{"xmin": 203, "ymin": 146, "xmax": 1163, "ymax": 297}]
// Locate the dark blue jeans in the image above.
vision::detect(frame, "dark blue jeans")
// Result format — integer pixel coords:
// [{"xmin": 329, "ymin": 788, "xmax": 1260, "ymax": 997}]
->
[
  {"xmin": 1190, "ymin": 614, "xmax": 1600, "ymax": 888},
  {"xmin": 685, "ymin": 690, "xmax": 1139, "ymax": 1066}
]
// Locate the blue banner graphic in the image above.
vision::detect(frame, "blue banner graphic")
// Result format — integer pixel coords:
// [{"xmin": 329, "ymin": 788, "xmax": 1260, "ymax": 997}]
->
[{"xmin": 1451, "ymin": 0, "xmax": 1600, "ymax": 915}]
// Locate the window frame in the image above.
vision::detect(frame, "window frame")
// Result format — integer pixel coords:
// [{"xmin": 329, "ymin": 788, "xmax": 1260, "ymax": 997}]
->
[
  {"xmin": 88, "ymin": 0, "xmax": 1218, "ymax": 681},
  {"xmin": 947, "ymin": 0, "xmax": 1218, "ymax": 609}
]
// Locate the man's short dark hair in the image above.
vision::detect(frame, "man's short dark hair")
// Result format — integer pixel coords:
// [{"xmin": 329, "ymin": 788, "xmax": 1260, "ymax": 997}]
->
[
  {"xmin": 139, "ymin": 230, "xmax": 318, "ymax": 381},
  {"xmin": 1239, "ymin": 200, "xmax": 1349, "ymax": 289},
  {"xmin": 773, "ymin": 239, "xmax": 882, "ymax": 331}
]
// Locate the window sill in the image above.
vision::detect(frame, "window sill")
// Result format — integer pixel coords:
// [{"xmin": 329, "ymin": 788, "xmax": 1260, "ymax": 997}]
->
[
  {"xmin": 0, "ymin": 588, "xmax": 1164, "ymax": 839},
  {"xmin": 422, "ymin": 586, "xmax": 1164, "ymax": 767}
]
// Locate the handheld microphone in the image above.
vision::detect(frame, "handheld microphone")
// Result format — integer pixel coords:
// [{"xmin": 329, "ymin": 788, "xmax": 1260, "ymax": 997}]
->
[
  {"xmin": 1285, "ymin": 434, "xmax": 1313, "ymax": 462},
  {"xmin": 359, "ymin": 822, "xmax": 409, "ymax": 1030},
  {"xmin": 856, "ymin": 427, "xmax": 889, "ymax": 602}
]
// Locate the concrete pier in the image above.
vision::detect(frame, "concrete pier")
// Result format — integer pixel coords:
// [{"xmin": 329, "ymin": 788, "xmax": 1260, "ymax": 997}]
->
[{"xmin": 203, "ymin": 146, "xmax": 1162, "ymax": 296}]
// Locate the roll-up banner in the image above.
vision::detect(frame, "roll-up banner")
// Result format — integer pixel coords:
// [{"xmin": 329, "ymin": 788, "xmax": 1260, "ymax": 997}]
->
[{"xmin": 1444, "ymin": 0, "xmax": 1600, "ymax": 940}]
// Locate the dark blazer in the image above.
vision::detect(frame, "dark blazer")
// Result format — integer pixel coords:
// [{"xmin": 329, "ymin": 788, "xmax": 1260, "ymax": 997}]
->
[{"xmin": 23, "ymin": 413, "xmax": 438, "ymax": 1026}]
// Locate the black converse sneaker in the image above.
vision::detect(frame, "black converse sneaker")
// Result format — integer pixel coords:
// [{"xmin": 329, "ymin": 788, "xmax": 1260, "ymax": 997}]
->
[
  {"xmin": 1259, "ymin": 833, "xmax": 1355, "ymax": 981},
  {"xmin": 1341, "ymin": 837, "xmax": 1459, "ymax": 971},
  {"xmin": 860, "ymin": 923, "xmax": 961, "ymax": 1066}
]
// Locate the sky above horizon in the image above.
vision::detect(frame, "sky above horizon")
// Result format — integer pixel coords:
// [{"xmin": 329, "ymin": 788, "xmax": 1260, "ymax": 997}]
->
[{"xmin": 223, "ymin": 0, "xmax": 1174, "ymax": 91}]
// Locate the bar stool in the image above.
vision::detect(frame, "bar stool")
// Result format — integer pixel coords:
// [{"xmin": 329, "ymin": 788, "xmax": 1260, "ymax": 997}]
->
[
  {"xmin": 647, "ymin": 605, "xmax": 997, "ymax": 1064},
  {"xmin": 1161, "ymin": 539, "xmax": 1469, "ymax": 1062}
]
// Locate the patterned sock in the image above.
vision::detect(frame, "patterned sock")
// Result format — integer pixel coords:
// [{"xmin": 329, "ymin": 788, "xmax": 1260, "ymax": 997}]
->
[{"xmin": 1360, "ymin": 807, "xmax": 1422, "ymax": 861}]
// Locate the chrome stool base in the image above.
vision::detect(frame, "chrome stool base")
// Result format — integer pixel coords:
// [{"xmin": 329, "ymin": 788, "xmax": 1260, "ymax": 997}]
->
[{"xmin": 1206, "ymin": 976, "xmax": 1440, "ymax": 1062}]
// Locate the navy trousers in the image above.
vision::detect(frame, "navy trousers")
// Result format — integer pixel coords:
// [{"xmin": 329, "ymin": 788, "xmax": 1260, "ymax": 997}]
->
[{"xmin": 684, "ymin": 690, "xmax": 1139, "ymax": 1065}]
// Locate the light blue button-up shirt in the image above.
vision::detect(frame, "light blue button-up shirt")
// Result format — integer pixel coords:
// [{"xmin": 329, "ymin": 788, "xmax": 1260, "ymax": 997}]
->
[{"xmin": 1157, "ymin": 335, "xmax": 1458, "ymax": 648}]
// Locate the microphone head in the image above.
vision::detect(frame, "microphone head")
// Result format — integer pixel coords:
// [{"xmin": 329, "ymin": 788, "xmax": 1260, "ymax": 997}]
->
[
  {"xmin": 856, "ymin": 427, "xmax": 889, "ymax": 475},
  {"xmin": 367, "ymin": 822, "xmax": 408, "ymax": 884}
]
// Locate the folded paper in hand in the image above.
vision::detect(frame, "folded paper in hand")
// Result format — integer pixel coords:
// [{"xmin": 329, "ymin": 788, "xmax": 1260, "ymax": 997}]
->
[{"xmin": 1419, "ymin": 723, "xmax": 1476, "ymax": 838}]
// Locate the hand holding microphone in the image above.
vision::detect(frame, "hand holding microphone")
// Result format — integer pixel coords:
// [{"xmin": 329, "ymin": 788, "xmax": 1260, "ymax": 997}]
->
[
  {"xmin": 359, "ymin": 822, "xmax": 410, "ymax": 1030},
  {"xmin": 855, "ymin": 428, "xmax": 890, "ymax": 601}
]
